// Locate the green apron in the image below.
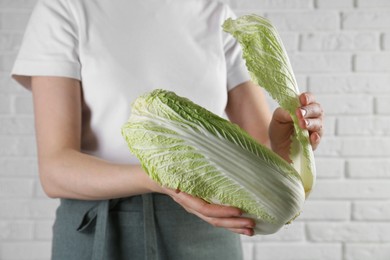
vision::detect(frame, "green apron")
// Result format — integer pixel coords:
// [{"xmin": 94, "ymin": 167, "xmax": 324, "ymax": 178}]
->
[{"xmin": 51, "ymin": 194, "xmax": 243, "ymax": 260}]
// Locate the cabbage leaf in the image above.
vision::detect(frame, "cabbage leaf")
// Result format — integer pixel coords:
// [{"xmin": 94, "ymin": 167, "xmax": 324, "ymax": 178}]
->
[{"xmin": 223, "ymin": 14, "xmax": 316, "ymax": 196}]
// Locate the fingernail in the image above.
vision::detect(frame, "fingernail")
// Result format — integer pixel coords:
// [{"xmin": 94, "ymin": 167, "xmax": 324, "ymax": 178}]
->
[
  {"xmin": 246, "ymin": 229, "xmax": 254, "ymax": 236},
  {"xmin": 246, "ymin": 222, "xmax": 256, "ymax": 229},
  {"xmin": 304, "ymin": 119, "xmax": 310, "ymax": 127},
  {"xmin": 300, "ymin": 108, "xmax": 306, "ymax": 117},
  {"xmin": 314, "ymin": 133, "xmax": 320, "ymax": 143}
]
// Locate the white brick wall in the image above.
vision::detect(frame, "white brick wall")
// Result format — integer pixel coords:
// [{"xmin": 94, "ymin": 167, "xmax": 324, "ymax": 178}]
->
[{"xmin": 1, "ymin": 0, "xmax": 389, "ymax": 260}]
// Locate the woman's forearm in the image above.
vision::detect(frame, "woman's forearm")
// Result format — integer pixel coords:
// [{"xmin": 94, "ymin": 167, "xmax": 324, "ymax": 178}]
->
[
  {"xmin": 38, "ymin": 148, "xmax": 160, "ymax": 200},
  {"xmin": 31, "ymin": 76, "xmax": 161, "ymax": 200}
]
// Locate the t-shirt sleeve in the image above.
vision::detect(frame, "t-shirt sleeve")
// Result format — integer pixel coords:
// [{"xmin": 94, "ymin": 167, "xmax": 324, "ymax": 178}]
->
[
  {"xmin": 222, "ymin": 5, "xmax": 251, "ymax": 91},
  {"xmin": 11, "ymin": 0, "xmax": 80, "ymax": 89}
]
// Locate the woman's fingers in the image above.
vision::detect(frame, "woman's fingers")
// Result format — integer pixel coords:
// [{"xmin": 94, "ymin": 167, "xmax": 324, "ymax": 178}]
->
[
  {"xmin": 163, "ymin": 187, "xmax": 255, "ymax": 236},
  {"xmin": 227, "ymin": 227, "xmax": 255, "ymax": 236},
  {"xmin": 296, "ymin": 92, "xmax": 324, "ymax": 150},
  {"xmin": 193, "ymin": 211, "xmax": 255, "ymax": 229},
  {"xmin": 192, "ymin": 210, "xmax": 255, "ymax": 236},
  {"xmin": 167, "ymin": 188, "xmax": 242, "ymax": 217},
  {"xmin": 310, "ymin": 132, "xmax": 321, "ymax": 150},
  {"xmin": 299, "ymin": 92, "xmax": 316, "ymax": 106},
  {"xmin": 298, "ymin": 116, "xmax": 323, "ymax": 133},
  {"xmin": 297, "ymin": 103, "xmax": 323, "ymax": 122}
]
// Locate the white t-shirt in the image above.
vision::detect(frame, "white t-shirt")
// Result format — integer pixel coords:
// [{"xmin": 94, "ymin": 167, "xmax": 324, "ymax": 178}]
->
[{"xmin": 12, "ymin": 0, "xmax": 251, "ymax": 164}]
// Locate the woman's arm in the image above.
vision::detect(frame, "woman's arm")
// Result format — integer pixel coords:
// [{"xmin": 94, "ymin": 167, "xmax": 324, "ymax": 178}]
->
[
  {"xmin": 31, "ymin": 76, "xmax": 161, "ymax": 200},
  {"xmin": 225, "ymin": 80, "xmax": 272, "ymax": 146},
  {"xmin": 32, "ymin": 76, "xmax": 256, "ymax": 235}
]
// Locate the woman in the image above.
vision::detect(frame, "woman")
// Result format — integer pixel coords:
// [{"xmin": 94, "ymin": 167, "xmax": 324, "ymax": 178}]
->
[{"xmin": 12, "ymin": 0, "xmax": 323, "ymax": 259}]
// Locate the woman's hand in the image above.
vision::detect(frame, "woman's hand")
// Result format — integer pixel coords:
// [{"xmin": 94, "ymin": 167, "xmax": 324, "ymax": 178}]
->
[
  {"xmin": 161, "ymin": 187, "xmax": 256, "ymax": 236},
  {"xmin": 269, "ymin": 92, "xmax": 324, "ymax": 161}
]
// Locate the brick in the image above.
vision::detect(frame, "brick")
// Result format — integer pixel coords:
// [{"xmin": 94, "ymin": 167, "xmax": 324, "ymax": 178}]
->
[
  {"xmin": 0, "ymin": 52, "xmax": 17, "ymax": 71},
  {"xmin": 353, "ymin": 201, "xmax": 390, "ymax": 221},
  {"xmin": 342, "ymin": 138, "xmax": 390, "ymax": 156},
  {"xmin": 14, "ymin": 95, "xmax": 34, "ymax": 114},
  {"xmin": 315, "ymin": 158, "xmax": 344, "ymax": 178},
  {"xmin": 29, "ymin": 198, "xmax": 60, "ymax": 220},
  {"xmin": 35, "ymin": 180, "xmax": 49, "ymax": 198},
  {"xmin": 316, "ymin": 0, "xmax": 354, "ymax": 9},
  {"xmin": 242, "ymin": 222, "xmax": 304, "ymax": 242},
  {"xmin": 299, "ymin": 200, "xmax": 350, "ymax": 220},
  {"xmin": 0, "ymin": 136, "xmax": 36, "ymax": 156},
  {"xmin": 314, "ymin": 136, "xmax": 342, "ymax": 156},
  {"xmin": 0, "ymin": 179, "xmax": 34, "ymax": 198},
  {"xmin": 295, "ymin": 75, "xmax": 308, "ymax": 92},
  {"xmin": 315, "ymin": 95, "xmax": 372, "ymax": 115},
  {"xmin": 0, "ymin": 32, "xmax": 23, "ymax": 51},
  {"xmin": 348, "ymin": 159, "xmax": 390, "ymax": 178},
  {"xmin": 241, "ymin": 242, "xmax": 254, "ymax": 260},
  {"xmin": 0, "ymin": 242, "xmax": 51, "ymax": 260},
  {"xmin": 0, "ymin": 199, "xmax": 58, "ymax": 219},
  {"xmin": 266, "ymin": 12, "xmax": 339, "ymax": 31},
  {"xmin": 0, "ymin": 220, "xmax": 34, "ymax": 240},
  {"xmin": 279, "ymin": 32, "xmax": 299, "ymax": 51},
  {"xmin": 338, "ymin": 116, "xmax": 390, "ymax": 136},
  {"xmin": 230, "ymin": 0, "xmax": 313, "ymax": 10},
  {"xmin": 290, "ymin": 53, "xmax": 351, "ymax": 73},
  {"xmin": 0, "ymin": 72, "xmax": 27, "ymax": 94},
  {"xmin": 253, "ymin": 243, "xmax": 342, "ymax": 260},
  {"xmin": 384, "ymin": 32, "xmax": 390, "ymax": 50},
  {"xmin": 301, "ymin": 32, "xmax": 379, "ymax": 51},
  {"xmin": 0, "ymin": 198, "xmax": 31, "ymax": 219},
  {"xmin": 323, "ymin": 115, "xmax": 336, "ymax": 136},
  {"xmin": 343, "ymin": 11, "xmax": 390, "ymax": 30},
  {"xmin": 308, "ymin": 75, "xmax": 390, "ymax": 94},
  {"xmin": 0, "ymin": 116, "xmax": 35, "ymax": 135},
  {"xmin": 35, "ymin": 220, "xmax": 54, "ymax": 240},
  {"xmin": 0, "ymin": 11, "xmax": 31, "ymax": 30},
  {"xmin": 358, "ymin": 0, "xmax": 390, "ymax": 8},
  {"xmin": 0, "ymin": 94, "xmax": 11, "ymax": 114},
  {"xmin": 0, "ymin": 158, "xmax": 38, "ymax": 177},
  {"xmin": 307, "ymin": 222, "xmax": 390, "ymax": 242},
  {"xmin": 376, "ymin": 96, "xmax": 390, "ymax": 114},
  {"xmin": 346, "ymin": 244, "xmax": 390, "ymax": 260},
  {"xmin": 310, "ymin": 180, "xmax": 390, "ymax": 199},
  {"xmin": 233, "ymin": 10, "xmax": 267, "ymax": 18},
  {"xmin": 317, "ymin": 137, "xmax": 390, "ymax": 158},
  {"xmin": 355, "ymin": 53, "xmax": 390, "ymax": 72}
]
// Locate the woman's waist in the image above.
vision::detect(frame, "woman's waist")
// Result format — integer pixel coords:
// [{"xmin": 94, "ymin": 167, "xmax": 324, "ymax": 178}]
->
[
  {"xmin": 59, "ymin": 193, "xmax": 180, "ymax": 213},
  {"xmin": 114, "ymin": 193, "xmax": 181, "ymax": 212}
]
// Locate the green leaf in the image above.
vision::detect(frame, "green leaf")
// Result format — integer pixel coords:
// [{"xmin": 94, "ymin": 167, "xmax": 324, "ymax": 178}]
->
[{"xmin": 223, "ymin": 14, "xmax": 316, "ymax": 196}]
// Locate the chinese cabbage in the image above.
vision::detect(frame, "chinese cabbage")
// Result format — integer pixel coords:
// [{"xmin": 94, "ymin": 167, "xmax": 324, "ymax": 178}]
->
[{"xmin": 122, "ymin": 14, "xmax": 315, "ymax": 235}]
